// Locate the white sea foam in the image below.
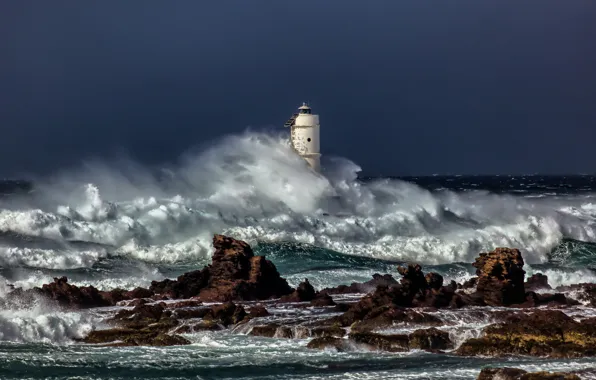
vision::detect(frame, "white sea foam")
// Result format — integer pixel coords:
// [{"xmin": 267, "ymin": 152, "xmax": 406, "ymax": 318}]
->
[
  {"xmin": 1, "ymin": 131, "xmax": 596, "ymax": 271},
  {"xmin": 0, "ymin": 294, "xmax": 97, "ymax": 344}
]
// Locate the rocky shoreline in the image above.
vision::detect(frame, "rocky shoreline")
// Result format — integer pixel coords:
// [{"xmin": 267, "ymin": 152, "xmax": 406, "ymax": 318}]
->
[{"xmin": 3, "ymin": 234, "xmax": 596, "ymax": 379}]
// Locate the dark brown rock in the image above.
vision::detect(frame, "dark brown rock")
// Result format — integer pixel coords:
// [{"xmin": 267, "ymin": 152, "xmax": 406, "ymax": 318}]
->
[
  {"xmin": 203, "ymin": 302, "xmax": 247, "ymax": 326},
  {"xmin": 197, "ymin": 236, "xmax": 293, "ymax": 302},
  {"xmin": 425, "ymin": 272, "xmax": 444, "ymax": 290},
  {"xmin": 457, "ymin": 310, "xmax": 596, "ymax": 358},
  {"xmin": 147, "ymin": 235, "xmax": 293, "ymax": 302},
  {"xmin": 306, "ymin": 336, "xmax": 348, "ymax": 351},
  {"xmin": 525, "ymin": 273, "xmax": 552, "ymax": 291},
  {"xmin": 320, "ymin": 273, "xmax": 398, "ymax": 295},
  {"xmin": 29, "ymin": 277, "xmax": 112, "ymax": 309},
  {"xmin": 472, "ymin": 247, "xmax": 526, "ymax": 306},
  {"xmin": 408, "ymin": 327, "xmax": 452, "ymax": 351},
  {"xmin": 477, "ymin": 367, "xmax": 581, "ymax": 380},
  {"xmin": 248, "ymin": 305, "xmax": 270, "ymax": 318},
  {"xmin": 279, "ymin": 279, "xmax": 316, "ymax": 303},
  {"xmin": 556, "ymin": 283, "xmax": 596, "ymax": 306},
  {"xmin": 349, "ymin": 332, "xmax": 410, "ymax": 352},
  {"xmin": 310, "ymin": 293, "xmax": 336, "ymax": 307}
]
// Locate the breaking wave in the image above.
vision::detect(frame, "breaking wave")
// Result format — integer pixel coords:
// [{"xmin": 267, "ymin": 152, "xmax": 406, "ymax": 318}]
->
[{"xmin": 1, "ymin": 130, "xmax": 596, "ymax": 273}]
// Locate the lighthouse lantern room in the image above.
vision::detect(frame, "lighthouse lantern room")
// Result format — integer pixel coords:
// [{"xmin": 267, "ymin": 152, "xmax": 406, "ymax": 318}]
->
[{"xmin": 284, "ymin": 103, "xmax": 321, "ymax": 172}]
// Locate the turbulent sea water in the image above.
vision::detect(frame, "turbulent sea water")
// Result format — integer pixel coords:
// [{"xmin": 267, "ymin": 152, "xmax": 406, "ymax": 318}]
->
[{"xmin": 1, "ymin": 132, "xmax": 596, "ymax": 379}]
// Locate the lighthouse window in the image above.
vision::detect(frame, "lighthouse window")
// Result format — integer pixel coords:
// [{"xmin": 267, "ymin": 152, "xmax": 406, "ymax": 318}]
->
[{"xmin": 307, "ymin": 138, "xmax": 311, "ymax": 142}]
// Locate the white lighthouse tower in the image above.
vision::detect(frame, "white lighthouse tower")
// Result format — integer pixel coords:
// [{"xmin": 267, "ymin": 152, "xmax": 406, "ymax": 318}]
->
[{"xmin": 284, "ymin": 103, "xmax": 321, "ymax": 172}]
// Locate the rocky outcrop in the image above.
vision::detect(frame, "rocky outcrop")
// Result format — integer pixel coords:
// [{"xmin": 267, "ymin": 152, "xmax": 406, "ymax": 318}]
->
[
  {"xmin": 193, "ymin": 235, "xmax": 293, "ymax": 302},
  {"xmin": 81, "ymin": 303, "xmax": 188, "ymax": 346},
  {"xmin": 525, "ymin": 273, "xmax": 552, "ymax": 291},
  {"xmin": 279, "ymin": 279, "xmax": 316, "ymax": 303},
  {"xmin": 408, "ymin": 327, "xmax": 452, "ymax": 351},
  {"xmin": 457, "ymin": 310, "xmax": 596, "ymax": 358},
  {"xmin": 477, "ymin": 367, "xmax": 580, "ymax": 380},
  {"xmin": 472, "ymin": 248, "xmax": 526, "ymax": 306},
  {"xmin": 320, "ymin": 273, "xmax": 398, "ymax": 295},
  {"xmin": 25, "ymin": 277, "xmax": 113, "ymax": 309},
  {"xmin": 307, "ymin": 328, "xmax": 452, "ymax": 353}
]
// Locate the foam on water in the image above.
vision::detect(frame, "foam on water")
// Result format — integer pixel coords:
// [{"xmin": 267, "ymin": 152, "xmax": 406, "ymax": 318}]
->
[{"xmin": 1, "ymin": 131, "xmax": 596, "ymax": 274}]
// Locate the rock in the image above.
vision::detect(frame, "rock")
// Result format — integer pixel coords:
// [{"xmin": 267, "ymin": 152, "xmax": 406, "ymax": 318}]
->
[
  {"xmin": 320, "ymin": 273, "xmax": 398, "ymax": 295},
  {"xmin": 203, "ymin": 302, "xmax": 247, "ymax": 326},
  {"xmin": 525, "ymin": 273, "xmax": 552, "ymax": 291},
  {"xmin": 408, "ymin": 327, "xmax": 452, "ymax": 351},
  {"xmin": 425, "ymin": 273, "xmax": 444, "ymax": 290},
  {"xmin": 311, "ymin": 326, "xmax": 346, "ymax": 338},
  {"xmin": 279, "ymin": 279, "xmax": 316, "ymax": 303},
  {"xmin": 556, "ymin": 283, "xmax": 596, "ymax": 306},
  {"xmin": 149, "ymin": 269, "xmax": 210, "ymax": 299},
  {"xmin": 472, "ymin": 247, "xmax": 526, "ymax": 306},
  {"xmin": 477, "ymin": 367, "xmax": 581, "ymax": 380},
  {"xmin": 249, "ymin": 325, "xmax": 281, "ymax": 338},
  {"xmin": 125, "ymin": 287, "xmax": 154, "ymax": 300},
  {"xmin": 516, "ymin": 291, "xmax": 577, "ymax": 308},
  {"xmin": 29, "ymin": 277, "xmax": 112, "ymax": 309},
  {"xmin": 249, "ymin": 324, "xmax": 345, "ymax": 339},
  {"xmin": 147, "ymin": 235, "xmax": 294, "ymax": 302},
  {"xmin": 477, "ymin": 368, "xmax": 534, "ymax": 380},
  {"xmin": 310, "ymin": 293, "xmax": 336, "ymax": 307},
  {"xmin": 457, "ymin": 310, "xmax": 596, "ymax": 358},
  {"xmin": 349, "ymin": 332, "xmax": 410, "ymax": 352},
  {"xmin": 248, "ymin": 305, "xmax": 270, "ymax": 318},
  {"xmin": 306, "ymin": 336, "xmax": 348, "ymax": 351},
  {"xmin": 349, "ymin": 306, "xmax": 442, "ymax": 332},
  {"xmin": 459, "ymin": 277, "xmax": 478, "ymax": 290},
  {"xmin": 197, "ymin": 235, "xmax": 293, "ymax": 302}
]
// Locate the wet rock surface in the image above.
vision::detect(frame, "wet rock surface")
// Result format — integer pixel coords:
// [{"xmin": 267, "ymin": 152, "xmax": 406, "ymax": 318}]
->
[
  {"xmin": 477, "ymin": 367, "xmax": 581, "ymax": 380},
  {"xmin": 7, "ymin": 235, "xmax": 596, "ymax": 357},
  {"xmin": 457, "ymin": 310, "xmax": 596, "ymax": 358}
]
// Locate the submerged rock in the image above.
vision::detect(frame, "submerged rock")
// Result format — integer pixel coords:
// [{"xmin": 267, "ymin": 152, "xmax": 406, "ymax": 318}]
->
[{"xmin": 477, "ymin": 367, "xmax": 580, "ymax": 380}]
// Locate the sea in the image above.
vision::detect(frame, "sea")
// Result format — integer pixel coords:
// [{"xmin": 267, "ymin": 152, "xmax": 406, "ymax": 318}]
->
[{"xmin": 1, "ymin": 132, "xmax": 596, "ymax": 379}]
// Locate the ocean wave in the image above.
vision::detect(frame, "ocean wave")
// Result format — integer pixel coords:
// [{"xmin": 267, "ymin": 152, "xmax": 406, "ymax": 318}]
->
[{"xmin": 1, "ymin": 131, "xmax": 596, "ymax": 271}]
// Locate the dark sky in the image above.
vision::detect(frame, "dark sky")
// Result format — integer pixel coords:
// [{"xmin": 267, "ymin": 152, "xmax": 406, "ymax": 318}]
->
[{"xmin": 1, "ymin": 1, "xmax": 595, "ymax": 177}]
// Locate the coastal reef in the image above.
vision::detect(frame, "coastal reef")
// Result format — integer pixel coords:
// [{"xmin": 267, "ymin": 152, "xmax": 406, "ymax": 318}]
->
[{"xmin": 4, "ymin": 234, "xmax": 596, "ymax": 376}]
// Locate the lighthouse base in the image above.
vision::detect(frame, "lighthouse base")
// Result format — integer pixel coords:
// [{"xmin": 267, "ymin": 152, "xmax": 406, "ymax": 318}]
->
[{"xmin": 301, "ymin": 154, "xmax": 321, "ymax": 173}]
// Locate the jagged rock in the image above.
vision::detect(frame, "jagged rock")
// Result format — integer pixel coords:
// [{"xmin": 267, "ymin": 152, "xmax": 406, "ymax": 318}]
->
[
  {"xmin": 249, "ymin": 324, "xmax": 345, "ymax": 339},
  {"xmin": 83, "ymin": 329, "xmax": 190, "ymax": 347},
  {"xmin": 477, "ymin": 367, "xmax": 581, "ymax": 380},
  {"xmin": 197, "ymin": 235, "xmax": 293, "ymax": 302},
  {"xmin": 472, "ymin": 247, "xmax": 526, "ymax": 306},
  {"xmin": 348, "ymin": 332, "xmax": 410, "ymax": 352},
  {"xmin": 306, "ymin": 336, "xmax": 349, "ymax": 351},
  {"xmin": 459, "ymin": 277, "xmax": 478, "ymax": 290},
  {"xmin": 248, "ymin": 305, "xmax": 270, "ymax": 318},
  {"xmin": 457, "ymin": 310, "xmax": 596, "ymax": 358},
  {"xmin": 23, "ymin": 277, "xmax": 113, "ymax": 309},
  {"xmin": 425, "ymin": 272, "xmax": 444, "ymax": 290},
  {"xmin": 203, "ymin": 302, "xmax": 247, "ymax": 326},
  {"xmin": 349, "ymin": 306, "xmax": 442, "ymax": 332},
  {"xmin": 516, "ymin": 291, "xmax": 577, "ymax": 308},
  {"xmin": 147, "ymin": 235, "xmax": 293, "ymax": 302},
  {"xmin": 525, "ymin": 273, "xmax": 552, "ymax": 291},
  {"xmin": 320, "ymin": 273, "xmax": 398, "ymax": 295},
  {"xmin": 149, "ymin": 269, "xmax": 209, "ymax": 299},
  {"xmin": 279, "ymin": 279, "xmax": 316, "ymax": 303},
  {"xmin": 408, "ymin": 327, "xmax": 452, "ymax": 351},
  {"xmin": 556, "ymin": 283, "xmax": 596, "ymax": 306},
  {"xmin": 310, "ymin": 293, "xmax": 336, "ymax": 307}
]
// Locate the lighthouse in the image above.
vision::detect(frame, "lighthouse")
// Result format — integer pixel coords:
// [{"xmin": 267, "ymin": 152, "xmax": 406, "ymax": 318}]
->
[{"xmin": 284, "ymin": 103, "xmax": 321, "ymax": 172}]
